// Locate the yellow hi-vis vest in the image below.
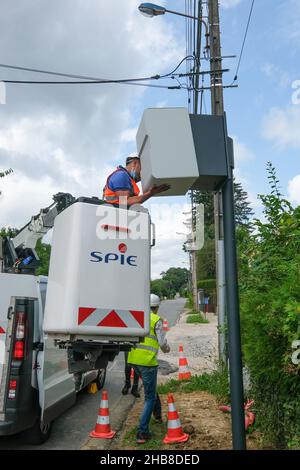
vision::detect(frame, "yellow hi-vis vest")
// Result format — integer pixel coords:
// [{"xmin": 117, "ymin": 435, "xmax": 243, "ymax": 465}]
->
[{"xmin": 127, "ymin": 312, "xmax": 161, "ymax": 367}]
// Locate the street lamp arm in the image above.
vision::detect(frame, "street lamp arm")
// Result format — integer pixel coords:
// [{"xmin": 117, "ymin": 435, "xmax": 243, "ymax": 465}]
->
[
  {"xmin": 164, "ymin": 9, "xmax": 209, "ymax": 49},
  {"xmin": 138, "ymin": 4, "xmax": 209, "ymax": 49}
]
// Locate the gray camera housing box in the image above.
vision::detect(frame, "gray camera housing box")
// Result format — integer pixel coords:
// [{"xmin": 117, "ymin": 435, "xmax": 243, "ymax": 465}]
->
[
  {"xmin": 136, "ymin": 108, "xmax": 232, "ymax": 195},
  {"xmin": 189, "ymin": 113, "xmax": 232, "ymax": 191}
]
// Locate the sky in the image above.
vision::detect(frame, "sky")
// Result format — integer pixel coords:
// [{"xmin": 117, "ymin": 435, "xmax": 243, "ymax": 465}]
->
[{"xmin": 0, "ymin": 0, "xmax": 299, "ymax": 278}]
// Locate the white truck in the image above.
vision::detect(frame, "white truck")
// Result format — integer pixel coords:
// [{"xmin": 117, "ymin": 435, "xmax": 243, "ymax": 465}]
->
[{"xmin": 0, "ymin": 194, "xmax": 152, "ymax": 444}]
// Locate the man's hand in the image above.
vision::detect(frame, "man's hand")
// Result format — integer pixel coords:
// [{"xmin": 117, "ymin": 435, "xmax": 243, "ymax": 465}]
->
[{"xmin": 149, "ymin": 184, "xmax": 171, "ymax": 196}]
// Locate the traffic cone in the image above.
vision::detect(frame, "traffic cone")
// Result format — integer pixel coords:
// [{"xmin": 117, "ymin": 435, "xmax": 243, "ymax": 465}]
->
[
  {"xmin": 163, "ymin": 394, "xmax": 189, "ymax": 444},
  {"xmin": 90, "ymin": 390, "xmax": 116, "ymax": 439},
  {"xmin": 163, "ymin": 318, "xmax": 170, "ymax": 332},
  {"xmin": 178, "ymin": 344, "xmax": 191, "ymax": 380},
  {"xmin": 130, "ymin": 368, "xmax": 134, "ymax": 380}
]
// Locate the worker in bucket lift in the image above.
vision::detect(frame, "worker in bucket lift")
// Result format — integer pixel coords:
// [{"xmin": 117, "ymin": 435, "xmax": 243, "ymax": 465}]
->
[
  {"xmin": 128, "ymin": 293, "xmax": 170, "ymax": 444},
  {"xmin": 103, "ymin": 154, "xmax": 170, "ymax": 206}
]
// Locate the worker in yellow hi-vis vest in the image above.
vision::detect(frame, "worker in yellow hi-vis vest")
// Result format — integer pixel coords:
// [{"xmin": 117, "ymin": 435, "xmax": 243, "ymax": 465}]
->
[{"xmin": 128, "ymin": 293, "xmax": 170, "ymax": 444}]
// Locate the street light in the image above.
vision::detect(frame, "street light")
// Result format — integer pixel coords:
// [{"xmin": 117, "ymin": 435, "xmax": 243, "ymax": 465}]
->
[
  {"xmin": 138, "ymin": 2, "xmax": 200, "ymax": 19},
  {"xmin": 138, "ymin": 3, "xmax": 166, "ymax": 17}
]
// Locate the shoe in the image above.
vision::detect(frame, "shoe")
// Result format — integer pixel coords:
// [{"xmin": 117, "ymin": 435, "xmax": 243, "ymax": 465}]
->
[
  {"xmin": 136, "ymin": 431, "xmax": 152, "ymax": 444},
  {"xmin": 131, "ymin": 388, "xmax": 140, "ymax": 398},
  {"xmin": 121, "ymin": 384, "xmax": 131, "ymax": 395}
]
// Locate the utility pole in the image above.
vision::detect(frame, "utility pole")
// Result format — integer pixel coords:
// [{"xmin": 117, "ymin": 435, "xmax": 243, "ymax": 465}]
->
[
  {"xmin": 208, "ymin": 0, "xmax": 227, "ymax": 372},
  {"xmin": 191, "ymin": 246, "xmax": 199, "ymax": 312},
  {"xmin": 183, "ymin": 205, "xmax": 199, "ymax": 312},
  {"xmin": 208, "ymin": 0, "xmax": 246, "ymax": 450},
  {"xmin": 188, "ymin": 0, "xmax": 203, "ymax": 314}
]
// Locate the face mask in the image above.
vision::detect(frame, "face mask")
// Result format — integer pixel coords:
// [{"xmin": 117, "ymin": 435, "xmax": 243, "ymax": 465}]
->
[{"xmin": 130, "ymin": 169, "xmax": 137, "ymax": 181}]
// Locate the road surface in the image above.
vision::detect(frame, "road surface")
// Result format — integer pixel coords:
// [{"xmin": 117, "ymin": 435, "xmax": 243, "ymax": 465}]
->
[{"xmin": 0, "ymin": 298, "xmax": 185, "ymax": 450}]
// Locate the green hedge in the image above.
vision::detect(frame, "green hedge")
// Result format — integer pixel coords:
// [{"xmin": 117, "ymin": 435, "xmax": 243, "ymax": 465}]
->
[
  {"xmin": 197, "ymin": 278, "xmax": 216, "ymax": 290},
  {"xmin": 239, "ymin": 164, "xmax": 300, "ymax": 449}
]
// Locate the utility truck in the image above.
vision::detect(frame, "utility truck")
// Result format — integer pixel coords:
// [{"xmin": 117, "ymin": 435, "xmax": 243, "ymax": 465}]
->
[{"xmin": 0, "ymin": 194, "xmax": 152, "ymax": 444}]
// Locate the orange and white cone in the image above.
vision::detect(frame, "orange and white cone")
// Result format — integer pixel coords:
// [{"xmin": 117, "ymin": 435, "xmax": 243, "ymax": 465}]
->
[
  {"xmin": 163, "ymin": 318, "xmax": 170, "ymax": 332},
  {"xmin": 163, "ymin": 394, "xmax": 189, "ymax": 444},
  {"xmin": 130, "ymin": 368, "xmax": 134, "ymax": 380},
  {"xmin": 178, "ymin": 344, "xmax": 191, "ymax": 380},
  {"xmin": 90, "ymin": 390, "xmax": 116, "ymax": 439}
]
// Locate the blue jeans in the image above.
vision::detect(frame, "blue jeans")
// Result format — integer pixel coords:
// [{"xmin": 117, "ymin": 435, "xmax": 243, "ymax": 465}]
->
[{"xmin": 134, "ymin": 365, "xmax": 161, "ymax": 434}]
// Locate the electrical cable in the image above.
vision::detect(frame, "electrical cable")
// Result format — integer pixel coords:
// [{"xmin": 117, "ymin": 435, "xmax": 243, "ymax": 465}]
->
[
  {"xmin": 231, "ymin": 0, "xmax": 255, "ymax": 84},
  {"xmin": 2, "ymin": 78, "xmax": 182, "ymax": 89},
  {"xmin": 159, "ymin": 55, "xmax": 197, "ymax": 78},
  {"xmin": 0, "ymin": 56, "xmax": 197, "ymax": 88}
]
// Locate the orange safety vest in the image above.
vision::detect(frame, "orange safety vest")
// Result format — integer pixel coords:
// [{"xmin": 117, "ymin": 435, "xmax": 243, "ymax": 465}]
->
[{"xmin": 103, "ymin": 167, "xmax": 140, "ymax": 205}]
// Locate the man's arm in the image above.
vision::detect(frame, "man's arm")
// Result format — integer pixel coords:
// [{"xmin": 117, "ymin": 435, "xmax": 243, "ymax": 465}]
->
[
  {"xmin": 115, "ymin": 184, "xmax": 170, "ymax": 206},
  {"xmin": 155, "ymin": 319, "xmax": 170, "ymax": 353}
]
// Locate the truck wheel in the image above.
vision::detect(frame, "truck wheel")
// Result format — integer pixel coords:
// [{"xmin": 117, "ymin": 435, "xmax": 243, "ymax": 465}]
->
[
  {"xmin": 96, "ymin": 367, "xmax": 107, "ymax": 390},
  {"xmin": 22, "ymin": 417, "xmax": 52, "ymax": 445}
]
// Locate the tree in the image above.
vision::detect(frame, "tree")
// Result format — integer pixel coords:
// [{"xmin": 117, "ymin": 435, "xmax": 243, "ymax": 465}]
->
[
  {"xmin": 0, "ymin": 168, "xmax": 13, "ymax": 179},
  {"xmin": 189, "ymin": 180, "xmax": 253, "ymax": 305},
  {"xmin": 192, "ymin": 179, "xmax": 254, "ymax": 228},
  {"xmin": 0, "ymin": 227, "xmax": 17, "ymax": 238},
  {"xmin": 150, "ymin": 279, "xmax": 170, "ymax": 298},
  {"xmin": 160, "ymin": 267, "xmax": 189, "ymax": 293},
  {"xmin": 0, "ymin": 168, "xmax": 13, "ymax": 197},
  {"xmin": 151, "ymin": 267, "xmax": 189, "ymax": 298},
  {"xmin": 35, "ymin": 239, "xmax": 51, "ymax": 276},
  {"xmin": 234, "ymin": 181, "xmax": 254, "ymax": 226}
]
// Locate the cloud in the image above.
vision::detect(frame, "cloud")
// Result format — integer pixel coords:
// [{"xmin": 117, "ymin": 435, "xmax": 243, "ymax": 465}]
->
[
  {"xmin": 146, "ymin": 200, "xmax": 191, "ymax": 278},
  {"xmin": 262, "ymin": 106, "xmax": 300, "ymax": 149},
  {"xmin": 288, "ymin": 174, "xmax": 300, "ymax": 205},
  {"xmin": 281, "ymin": 0, "xmax": 300, "ymax": 46},
  {"xmin": 261, "ymin": 63, "xmax": 291, "ymax": 89},
  {"xmin": 232, "ymin": 136, "xmax": 255, "ymax": 163},
  {"xmin": 120, "ymin": 127, "xmax": 137, "ymax": 143},
  {"xmin": 232, "ymin": 139, "xmax": 260, "ymax": 210},
  {"xmin": 0, "ymin": 0, "xmax": 182, "ymax": 230}
]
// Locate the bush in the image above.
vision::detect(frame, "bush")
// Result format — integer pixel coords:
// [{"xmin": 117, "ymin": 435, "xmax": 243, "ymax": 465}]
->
[
  {"xmin": 239, "ymin": 163, "xmax": 300, "ymax": 448},
  {"xmin": 185, "ymin": 291, "xmax": 193, "ymax": 309},
  {"xmin": 197, "ymin": 278, "xmax": 216, "ymax": 291},
  {"xmin": 186, "ymin": 312, "xmax": 209, "ymax": 324}
]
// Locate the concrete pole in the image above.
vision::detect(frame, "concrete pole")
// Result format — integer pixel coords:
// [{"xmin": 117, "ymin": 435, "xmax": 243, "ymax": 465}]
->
[
  {"xmin": 208, "ymin": 0, "xmax": 227, "ymax": 371},
  {"xmin": 208, "ymin": 0, "xmax": 246, "ymax": 450}
]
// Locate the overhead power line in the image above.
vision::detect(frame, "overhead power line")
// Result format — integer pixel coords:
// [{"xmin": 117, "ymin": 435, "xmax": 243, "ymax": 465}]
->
[
  {"xmin": 0, "ymin": 56, "xmax": 197, "ymax": 89},
  {"xmin": 231, "ymin": 0, "xmax": 255, "ymax": 84},
  {"xmin": 1, "ymin": 78, "xmax": 181, "ymax": 89}
]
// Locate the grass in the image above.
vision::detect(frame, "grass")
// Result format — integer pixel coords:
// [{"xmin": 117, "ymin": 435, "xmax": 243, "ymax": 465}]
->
[
  {"xmin": 157, "ymin": 371, "xmax": 230, "ymax": 402},
  {"xmin": 186, "ymin": 313, "xmax": 209, "ymax": 324},
  {"xmin": 123, "ymin": 418, "xmax": 167, "ymax": 450}
]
